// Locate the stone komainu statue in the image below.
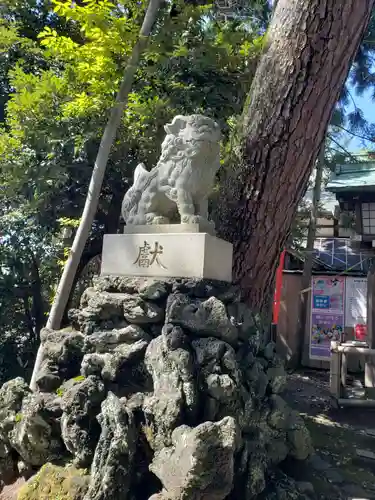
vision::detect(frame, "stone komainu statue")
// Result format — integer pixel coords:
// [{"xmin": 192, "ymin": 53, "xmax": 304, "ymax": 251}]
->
[{"xmin": 121, "ymin": 114, "xmax": 221, "ymax": 228}]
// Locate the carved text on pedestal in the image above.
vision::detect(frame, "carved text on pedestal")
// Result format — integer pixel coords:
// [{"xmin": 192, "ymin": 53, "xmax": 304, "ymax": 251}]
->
[{"xmin": 133, "ymin": 241, "xmax": 167, "ymax": 269}]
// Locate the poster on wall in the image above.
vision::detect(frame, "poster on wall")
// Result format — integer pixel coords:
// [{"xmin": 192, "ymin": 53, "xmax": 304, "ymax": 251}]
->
[
  {"xmin": 344, "ymin": 277, "xmax": 367, "ymax": 328},
  {"xmin": 310, "ymin": 276, "xmax": 345, "ymax": 360}
]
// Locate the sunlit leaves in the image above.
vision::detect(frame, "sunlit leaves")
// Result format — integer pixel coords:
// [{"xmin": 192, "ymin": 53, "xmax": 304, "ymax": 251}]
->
[
  {"xmin": 0, "ymin": 23, "xmax": 22, "ymax": 48},
  {"xmin": 0, "ymin": 0, "xmax": 265, "ymax": 350},
  {"xmin": 58, "ymin": 216, "xmax": 80, "ymax": 228}
]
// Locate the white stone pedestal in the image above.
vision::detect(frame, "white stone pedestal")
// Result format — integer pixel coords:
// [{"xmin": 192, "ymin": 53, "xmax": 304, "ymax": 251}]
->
[
  {"xmin": 101, "ymin": 232, "xmax": 233, "ymax": 282},
  {"xmin": 123, "ymin": 222, "xmax": 215, "ymax": 236}
]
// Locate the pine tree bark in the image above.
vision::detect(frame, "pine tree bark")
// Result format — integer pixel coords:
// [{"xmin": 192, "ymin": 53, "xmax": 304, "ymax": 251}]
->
[{"xmin": 216, "ymin": 0, "xmax": 374, "ymax": 311}]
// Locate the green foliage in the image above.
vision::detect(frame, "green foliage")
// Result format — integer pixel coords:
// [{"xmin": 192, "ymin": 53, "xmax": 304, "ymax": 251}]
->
[
  {"xmin": 56, "ymin": 387, "xmax": 65, "ymax": 397},
  {"xmin": 0, "ymin": 0, "xmax": 264, "ymax": 381},
  {"xmin": 1, "ymin": 0, "xmax": 260, "ymax": 206},
  {"xmin": 1, "ymin": 0, "xmax": 374, "ymax": 369},
  {"xmin": 56, "ymin": 375, "xmax": 85, "ymax": 397},
  {"xmin": 0, "ymin": 206, "xmax": 63, "ymax": 383},
  {"xmin": 17, "ymin": 463, "xmax": 89, "ymax": 500},
  {"xmin": 15, "ymin": 412, "xmax": 23, "ymax": 422},
  {"xmin": 331, "ymin": 8, "xmax": 375, "ymax": 150}
]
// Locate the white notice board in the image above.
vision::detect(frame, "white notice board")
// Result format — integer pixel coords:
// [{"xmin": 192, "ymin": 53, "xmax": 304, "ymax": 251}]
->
[{"xmin": 344, "ymin": 277, "xmax": 367, "ymax": 327}]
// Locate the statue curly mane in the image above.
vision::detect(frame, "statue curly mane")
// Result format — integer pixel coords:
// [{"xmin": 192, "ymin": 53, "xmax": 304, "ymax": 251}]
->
[
  {"xmin": 121, "ymin": 114, "xmax": 221, "ymax": 227},
  {"xmin": 157, "ymin": 133, "xmax": 204, "ymax": 180}
]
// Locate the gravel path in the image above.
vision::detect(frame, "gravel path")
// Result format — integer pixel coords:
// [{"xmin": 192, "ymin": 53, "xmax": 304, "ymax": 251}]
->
[{"xmin": 282, "ymin": 370, "xmax": 375, "ymax": 499}]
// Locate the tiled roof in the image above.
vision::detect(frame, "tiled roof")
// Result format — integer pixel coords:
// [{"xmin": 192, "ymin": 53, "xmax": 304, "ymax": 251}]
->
[{"xmin": 326, "ymin": 163, "xmax": 375, "ymax": 192}]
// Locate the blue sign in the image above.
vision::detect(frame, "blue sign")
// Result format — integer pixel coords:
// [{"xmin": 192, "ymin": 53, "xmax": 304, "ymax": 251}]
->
[{"xmin": 313, "ymin": 295, "xmax": 330, "ymax": 309}]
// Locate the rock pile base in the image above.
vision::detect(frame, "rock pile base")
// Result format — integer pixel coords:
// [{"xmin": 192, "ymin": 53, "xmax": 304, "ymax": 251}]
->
[{"xmin": 0, "ymin": 277, "xmax": 313, "ymax": 499}]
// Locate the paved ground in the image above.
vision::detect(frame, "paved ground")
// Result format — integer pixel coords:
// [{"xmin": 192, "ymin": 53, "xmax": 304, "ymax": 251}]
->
[{"xmin": 282, "ymin": 369, "xmax": 375, "ymax": 499}]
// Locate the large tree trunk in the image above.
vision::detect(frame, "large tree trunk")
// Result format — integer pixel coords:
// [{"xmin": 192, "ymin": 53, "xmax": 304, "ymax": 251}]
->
[{"xmin": 216, "ymin": 0, "xmax": 374, "ymax": 311}]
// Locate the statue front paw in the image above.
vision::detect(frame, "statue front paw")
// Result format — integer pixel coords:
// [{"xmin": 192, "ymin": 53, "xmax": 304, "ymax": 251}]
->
[
  {"xmin": 152, "ymin": 216, "xmax": 170, "ymax": 224},
  {"xmin": 180, "ymin": 214, "xmax": 192, "ymax": 224},
  {"xmin": 181, "ymin": 215, "xmax": 215, "ymax": 230},
  {"xmin": 188, "ymin": 215, "xmax": 203, "ymax": 224},
  {"xmin": 145, "ymin": 213, "xmax": 170, "ymax": 225}
]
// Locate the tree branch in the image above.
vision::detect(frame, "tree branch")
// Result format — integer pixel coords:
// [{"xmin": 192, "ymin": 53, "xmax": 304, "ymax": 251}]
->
[
  {"xmin": 327, "ymin": 134, "xmax": 359, "ymax": 161},
  {"xmin": 335, "ymin": 124, "xmax": 375, "ymax": 143}
]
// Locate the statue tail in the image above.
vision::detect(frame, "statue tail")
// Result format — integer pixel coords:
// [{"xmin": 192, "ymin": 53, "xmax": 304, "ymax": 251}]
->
[
  {"xmin": 121, "ymin": 163, "xmax": 150, "ymax": 223},
  {"xmin": 133, "ymin": 162, "xmax": 148, "ymax": 184}
]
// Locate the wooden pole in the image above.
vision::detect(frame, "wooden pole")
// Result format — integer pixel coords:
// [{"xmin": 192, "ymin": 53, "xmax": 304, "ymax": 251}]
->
[
  {"xmin": 337, "ymin": 346, "xmax": 375, "ymax": 354},
  {"xmin": 366, "ymin": 258, "xmax": 375, "ymax": 397},
  {"xmin": 341, "ymin": 353, "xmax": 347, "ymax": 392},
  {"xmin": 294, "ymin": 144, "xmax": 325, "ymax": 369},
  {"xmin": 367, "ymin": 258, "xmax": 375, "ymax": 348},
  {"xmin": 330, "ymin": 341, "xmax": 341, "ymax": 399},
  {"xmin": 338, "ymin": 398, "xmax": 375, "ymax": 408}
]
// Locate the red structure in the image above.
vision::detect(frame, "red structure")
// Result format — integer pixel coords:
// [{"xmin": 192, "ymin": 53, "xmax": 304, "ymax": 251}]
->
[
  {"xmin": 273, "ymin": 249, "xmax": 286, "ymax": 324},
  {"xmin": 355, "ymin": 323, "xmax": 367, "ymax": 341}
]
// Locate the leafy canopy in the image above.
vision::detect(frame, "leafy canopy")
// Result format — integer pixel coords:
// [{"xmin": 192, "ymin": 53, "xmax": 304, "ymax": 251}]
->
[{"xmin": 0, "ymin": 0, "xmax": 265, "ymax": 369}]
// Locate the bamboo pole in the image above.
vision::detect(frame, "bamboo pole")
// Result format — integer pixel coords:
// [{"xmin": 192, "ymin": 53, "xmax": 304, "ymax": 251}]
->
[{"xmin": 29, "ymin": 0, "xmax": 163, "ymax": 391}]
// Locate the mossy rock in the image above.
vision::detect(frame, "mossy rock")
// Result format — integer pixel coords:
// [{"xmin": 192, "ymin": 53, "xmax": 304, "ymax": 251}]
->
[{"xmin": 17, "ymin": 463, "xmax": 89, "ymax": 500}]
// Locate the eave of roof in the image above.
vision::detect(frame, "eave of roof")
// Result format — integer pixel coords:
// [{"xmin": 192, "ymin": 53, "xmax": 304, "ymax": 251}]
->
[{"xmin": 326, "ymin": 164, "xmax": 375, "ymax": 193}]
